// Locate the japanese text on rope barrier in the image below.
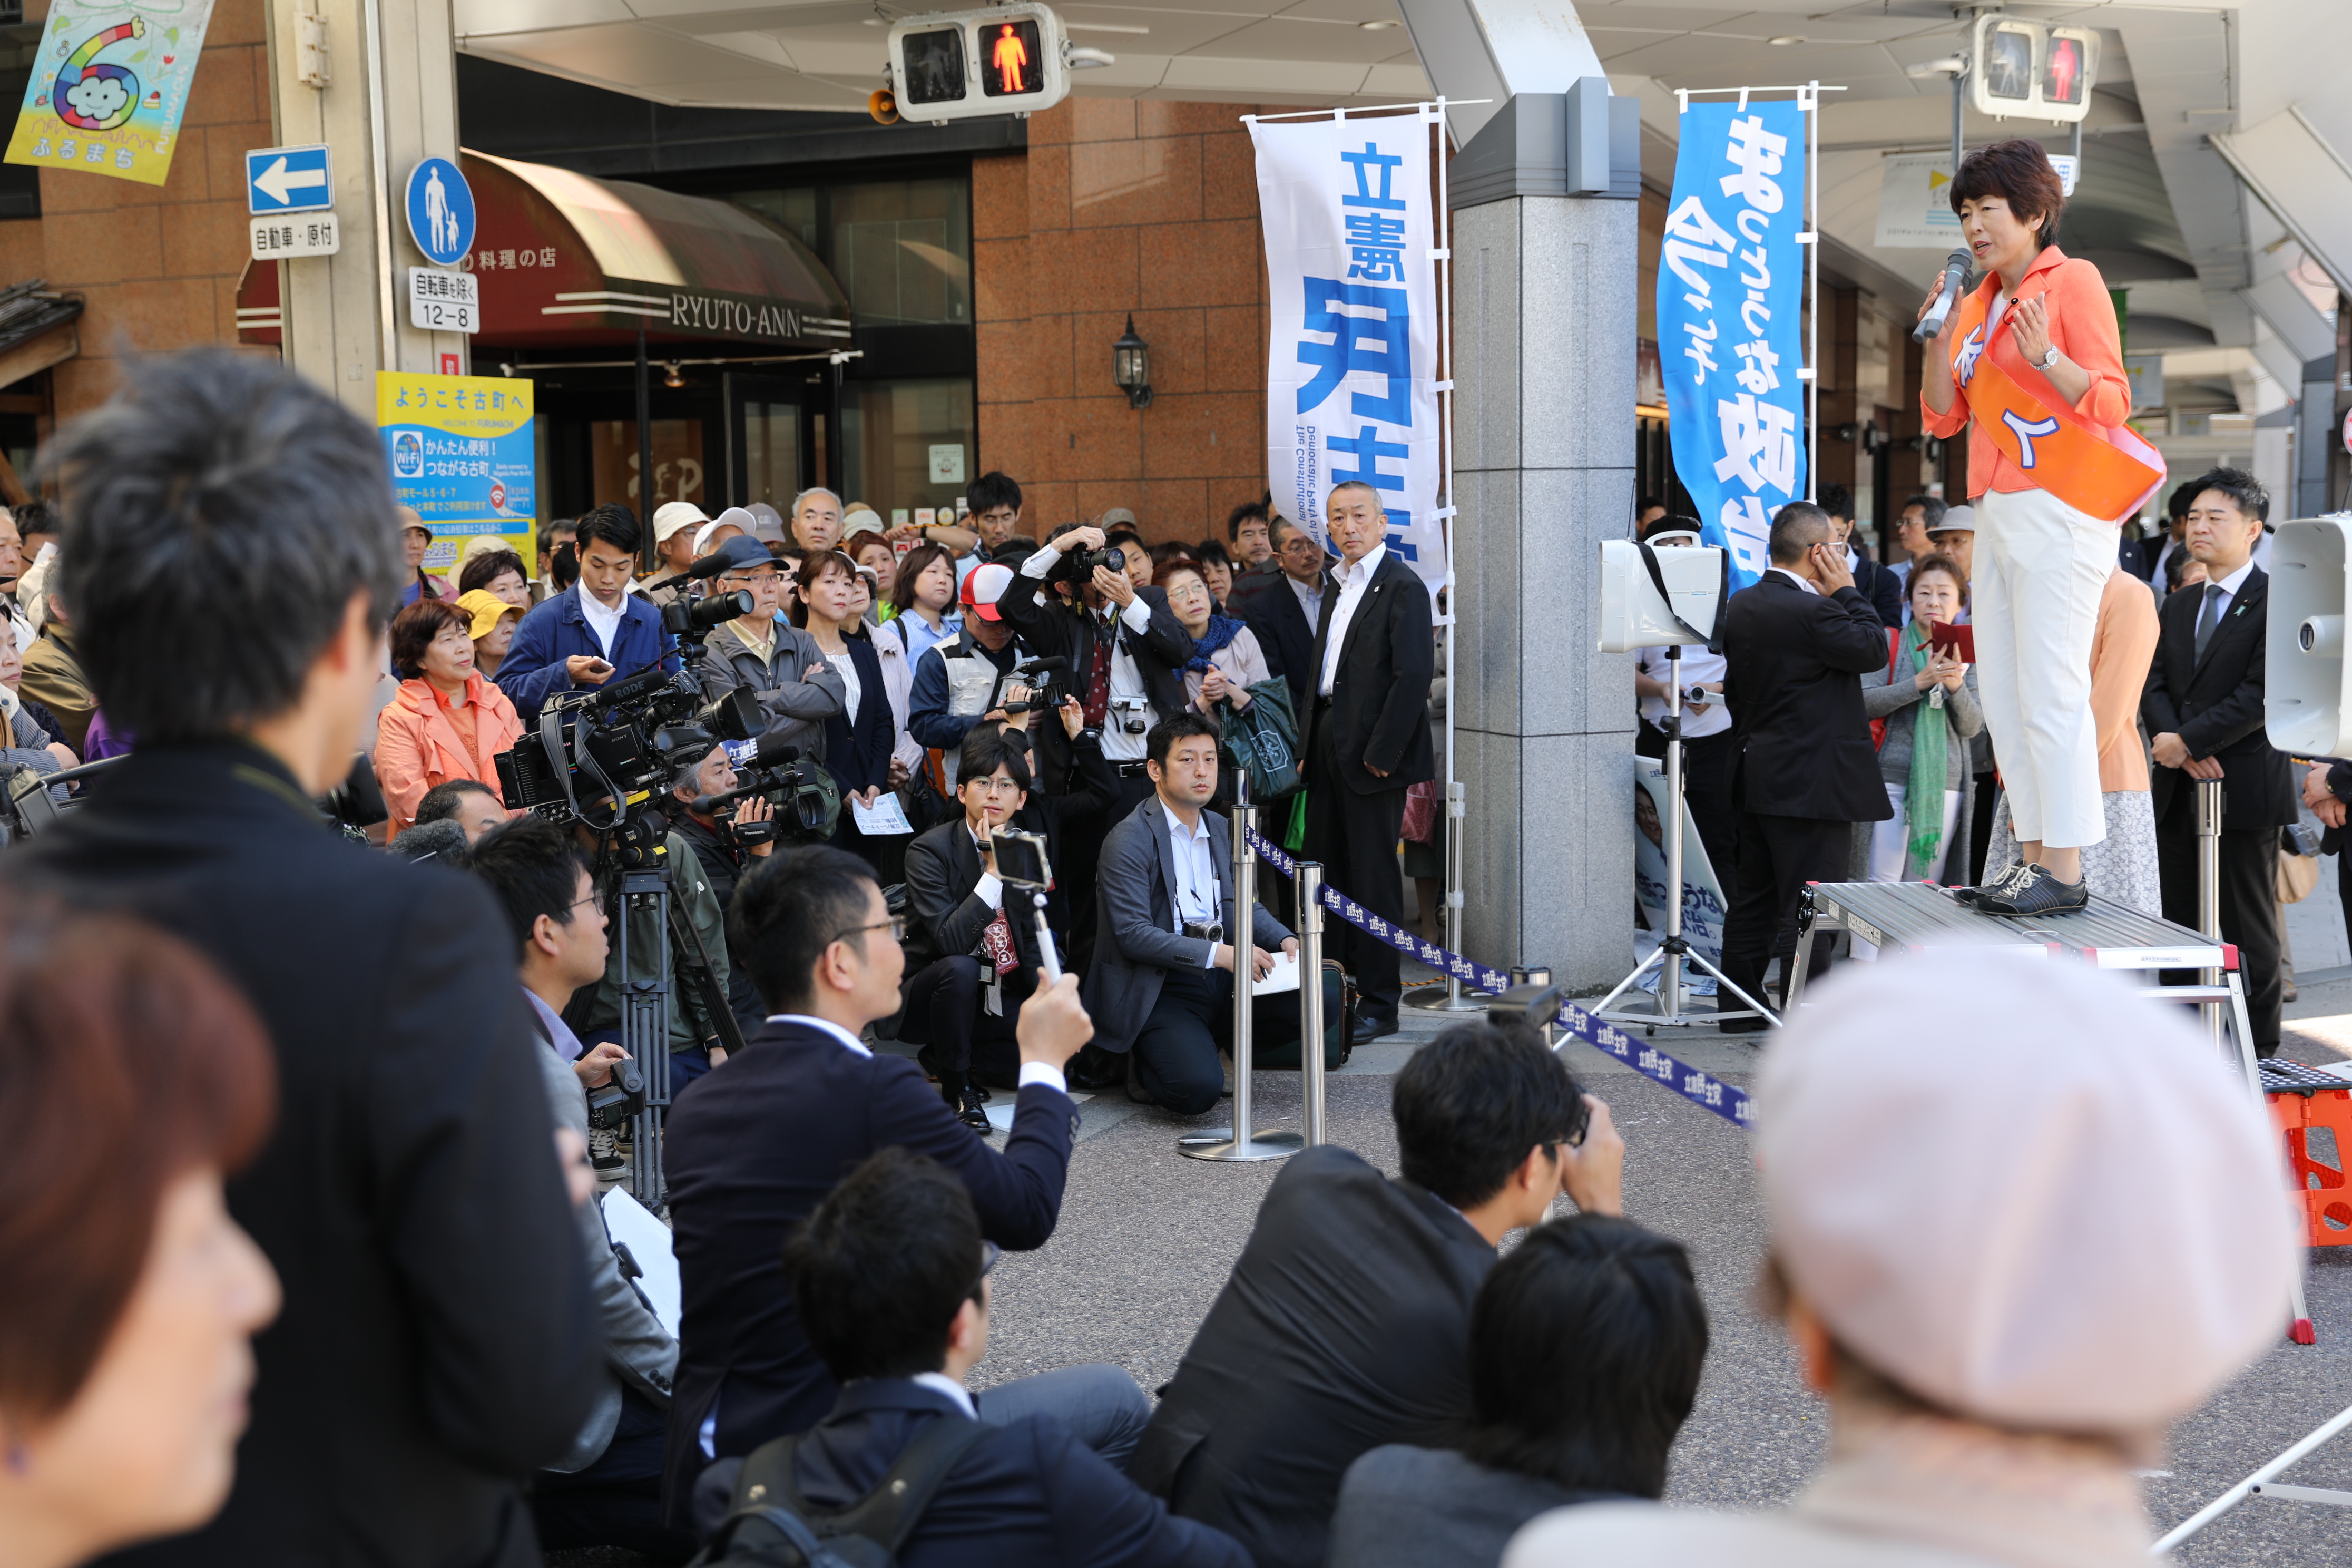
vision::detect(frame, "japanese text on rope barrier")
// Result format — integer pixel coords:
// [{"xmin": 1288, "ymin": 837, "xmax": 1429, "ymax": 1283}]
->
[{"xmin": 1248, "ymin": 830, "xmax": 1757, "ymax": 1130}]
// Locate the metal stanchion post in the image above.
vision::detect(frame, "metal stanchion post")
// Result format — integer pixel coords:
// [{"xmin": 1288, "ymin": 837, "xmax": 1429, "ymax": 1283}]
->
[
  {"xmin": 1406, "ymin": 782, "xmax": 1487, "ymax": 1011},
  {"xmin": 2198, "ymin": 776, "xmax": 2225, "ymax": 1046},
  {"xmin": 1299, "ymin": 861, "xmax": 1327, "ymax": 1146},
  {"xmin": 1180, "ymin": 799, "xmax": 1304, "ymax": 1162}
]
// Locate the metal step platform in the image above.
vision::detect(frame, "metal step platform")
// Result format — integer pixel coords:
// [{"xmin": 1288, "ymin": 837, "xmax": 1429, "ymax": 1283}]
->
[{"xmin": 1790, "ymin": 880, "xmax": 2225, "ymax": 984}]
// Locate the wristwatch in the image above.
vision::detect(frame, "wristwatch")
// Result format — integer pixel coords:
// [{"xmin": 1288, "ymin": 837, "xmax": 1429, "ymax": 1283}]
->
[{"xmin": 2034, "ymin": 345, "xmax": 2061, "ymax": 370}]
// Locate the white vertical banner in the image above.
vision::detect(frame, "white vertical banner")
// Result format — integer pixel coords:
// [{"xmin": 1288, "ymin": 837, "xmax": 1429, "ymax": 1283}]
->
[{"xmin": 1249, "ymin": 107, "xmax": 1447, "ymax": 593}]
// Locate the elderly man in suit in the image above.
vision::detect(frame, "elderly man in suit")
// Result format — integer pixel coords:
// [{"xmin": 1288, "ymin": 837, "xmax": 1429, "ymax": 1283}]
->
[
  {"xmin": 1716, "ymin": 501, "xmax": 1895, "ymax": 1030},
  {"xmin": 1303, "ymin": 482, "xmax": 1435, "ymax": 1043},
  {"xmin": 2144, "ymin": 468, "xmax": 2295, "ymax": 1055},
  {"xmin": 661, "ymin": 845, "xmax": 1149, "ymax": 1525},
  {"xmin": 1084, "ymin": 711, "xmax": 1304, "ymax": 1113}
]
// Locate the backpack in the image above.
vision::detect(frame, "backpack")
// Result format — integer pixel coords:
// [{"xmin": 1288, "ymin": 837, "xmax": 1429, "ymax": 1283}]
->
[{"xmin": 689, "ymin": 1417, "xmax": 991, "ymax": 1568}]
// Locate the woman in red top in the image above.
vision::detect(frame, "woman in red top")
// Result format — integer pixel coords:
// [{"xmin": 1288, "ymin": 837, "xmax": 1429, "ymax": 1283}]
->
[
  {"xmin": 1919, "ymin": 139, "xmax": 2134, "ymax": 917},
  {"xmin": 375, "ymin": 597, "xmax": 523, "ymax": 835}
]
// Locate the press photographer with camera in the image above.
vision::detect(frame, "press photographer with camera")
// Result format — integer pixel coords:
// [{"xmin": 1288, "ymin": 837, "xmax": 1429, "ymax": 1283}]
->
[
  {"xmin": 695, "ymin": 536, "xmax": 844, "ymax": 809},
  {"xmin": 672, "ymin": 741, "xmax": 780, "ymax": 1034},
  {"xmin": 999, "ymin": 522, "xmax": 1194, "ymax": 961},
  {"xmin": 900, "ymin": 728, "xmax": 1065, "ymax": 1134},
  {"xmin": 468, "ymin": 817, "xmax": 689, "ymax": 1562},
  {"xmin": 907, "ymin": 563, "xmax": 1046, "ymax": 780},
  {"xmin": 4, "ymin": 350, "xmax": 599, "ymax": 1568},
  {"xmin": 498, "ymin": 503, "xmax": 676, "ymax": 722}
]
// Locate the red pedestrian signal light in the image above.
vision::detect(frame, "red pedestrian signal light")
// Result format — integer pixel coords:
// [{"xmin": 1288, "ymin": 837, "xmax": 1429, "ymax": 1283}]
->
[
  {"xmin": 2043, "ymin": 36, "xmax": 2085, "ymax": 105},
  {"xmin": 981, "ymin": 18, "xmax": 1043, "ymax": 96}
]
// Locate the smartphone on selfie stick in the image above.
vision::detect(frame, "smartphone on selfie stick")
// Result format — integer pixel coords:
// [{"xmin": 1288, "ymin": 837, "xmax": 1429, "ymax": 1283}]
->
[{"xmin": 989, "ymin": 828, "xmax": 1062, "ymax": 984}]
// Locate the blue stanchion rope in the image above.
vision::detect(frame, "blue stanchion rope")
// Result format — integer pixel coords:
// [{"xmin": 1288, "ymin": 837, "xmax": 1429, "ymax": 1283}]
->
[{"xmin": 1247, "ymin": 828, "xmax": 1756, "ymax": 1130}]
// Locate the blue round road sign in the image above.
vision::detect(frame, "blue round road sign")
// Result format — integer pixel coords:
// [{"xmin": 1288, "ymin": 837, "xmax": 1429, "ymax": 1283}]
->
[{"xmin": 404, "ymin": 158, "xmax": 475, "ymax": 268}]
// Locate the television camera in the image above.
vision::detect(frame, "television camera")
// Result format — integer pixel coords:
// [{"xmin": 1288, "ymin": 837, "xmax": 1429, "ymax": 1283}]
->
[{"xmin": 688, "ymin": 738, "xmax": 832, "ymax": 845}]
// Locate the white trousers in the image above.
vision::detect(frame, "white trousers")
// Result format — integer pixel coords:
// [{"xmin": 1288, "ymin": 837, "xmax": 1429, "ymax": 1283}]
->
[
  {"xmin": 1973, "ymin": 486, "xmax": 2111, "ymax": 849},
  {"xmin": 1855, "ymin": 781, "xmax": 1962, "ymax": 961}
]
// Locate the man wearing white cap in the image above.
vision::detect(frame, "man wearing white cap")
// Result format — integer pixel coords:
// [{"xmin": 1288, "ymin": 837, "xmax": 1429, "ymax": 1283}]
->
[
  {"xmin": 641, "ymin": 501, "xmax": 710, "ymax": 611},
  {"xmin": 1504, "ymin": 948, "xmax": 2298, "ymax": 1568}
]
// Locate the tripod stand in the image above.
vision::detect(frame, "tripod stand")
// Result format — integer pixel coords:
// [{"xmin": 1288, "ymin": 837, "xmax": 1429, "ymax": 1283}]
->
[
  {"xmin": 1594, "ymin": 644, "xmax": 1777, "ymax": 1031},
  {"xmin": 605, "ymin": 852, "xmax": 748, "ymax": 1211}
]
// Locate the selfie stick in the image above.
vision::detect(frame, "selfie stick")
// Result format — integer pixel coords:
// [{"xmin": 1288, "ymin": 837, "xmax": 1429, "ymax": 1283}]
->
[{"xmin": 1027, "ymin": 884, "xmax": 1061, "ymax": 985}]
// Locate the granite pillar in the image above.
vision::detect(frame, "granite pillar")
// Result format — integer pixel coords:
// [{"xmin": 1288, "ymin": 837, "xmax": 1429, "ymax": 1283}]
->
[{"xmin": 1451, "ymin": 87, "xmax": 1642, "ymax": 991}]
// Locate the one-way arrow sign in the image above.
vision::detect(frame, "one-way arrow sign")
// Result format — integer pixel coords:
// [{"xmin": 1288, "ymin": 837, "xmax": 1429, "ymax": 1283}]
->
[{"xmin": 246, "ymin": 144, "xmax": 334, "ymax": 215}]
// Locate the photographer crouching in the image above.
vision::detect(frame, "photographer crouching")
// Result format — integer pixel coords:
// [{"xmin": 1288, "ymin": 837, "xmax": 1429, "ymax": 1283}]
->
[
  {"xmin": 899, "ymin": 727, "xmax": 1068, "ymax": 1134},
  {"xmin": 672, "ymin": 742, "xmax": 781, "ymax": 1035}
]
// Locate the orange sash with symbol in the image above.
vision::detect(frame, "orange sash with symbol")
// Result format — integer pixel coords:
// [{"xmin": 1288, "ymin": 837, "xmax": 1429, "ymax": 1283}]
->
[{"xmin": 1951, "ymin": 284, "xmax": 2165, "ymax": 523}]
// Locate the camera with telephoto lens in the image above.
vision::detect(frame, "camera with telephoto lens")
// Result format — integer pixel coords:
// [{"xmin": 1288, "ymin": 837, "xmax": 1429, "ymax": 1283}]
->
[
  {"xmin": 495, "ymin": 590, "xmax": 760, "ymax": 863},
  {"xmin": 1044, "ymin": 544, "xmax": 1126, "ymax": 585}
]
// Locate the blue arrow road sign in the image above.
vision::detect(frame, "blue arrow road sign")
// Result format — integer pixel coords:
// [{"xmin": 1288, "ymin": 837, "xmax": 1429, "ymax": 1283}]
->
[
  {"xmin": 246, "ymin": 144, "xmax": 333, "ymax": 215},
  {"xmin": 404, "ymin": 158, "xmax": 475, "ymax": 269}
]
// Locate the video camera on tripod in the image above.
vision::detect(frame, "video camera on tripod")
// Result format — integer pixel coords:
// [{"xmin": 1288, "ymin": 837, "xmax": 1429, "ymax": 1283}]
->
[{"xmin": 688, "ymin": 737, "xmax": 831, "ymax": 845}]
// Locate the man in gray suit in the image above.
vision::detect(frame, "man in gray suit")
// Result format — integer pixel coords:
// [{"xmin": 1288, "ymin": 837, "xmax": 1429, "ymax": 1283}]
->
[{"xmin": 1083, "ymin": 711, "xmax": 1301, "ymax": 1112}]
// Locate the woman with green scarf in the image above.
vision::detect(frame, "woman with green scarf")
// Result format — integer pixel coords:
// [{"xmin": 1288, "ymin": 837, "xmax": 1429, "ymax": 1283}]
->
[{"xmin": 1856, "ymin": 556, "xmax": 1983, "ymax": 924}]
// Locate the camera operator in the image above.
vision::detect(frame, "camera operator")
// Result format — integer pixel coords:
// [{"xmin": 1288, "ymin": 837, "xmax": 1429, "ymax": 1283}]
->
[
  {"xmin": 672, "ymin": 741, "xmax": 779, "ymax": 1035},
  {"xmin": 900, "ymin": 728, "xmax": 1062, "ymax": 1134},
  {"xmin": 908, "ymin": 562, "xmax": 1047, "ymax": 785},
  {"xmin": 695, "ymin": 536, "xmax": 845, "ymax": 777},
  {"xmin": 4, "ymin": 350, "xmax": 598, "ymax": 1568},
  {"xmin": 999, "ymin": 522, "xmax": 1194, "ymax": 961},
  {"xmin": 498, "ymin": 503, "xmax": 676, "ymax": 722}
]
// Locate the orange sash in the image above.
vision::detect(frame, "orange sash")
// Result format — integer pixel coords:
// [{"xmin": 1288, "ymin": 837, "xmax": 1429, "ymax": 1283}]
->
[{"xmin": 1951, "ymin": 286, "xmax": 2165, "ymax": 523}]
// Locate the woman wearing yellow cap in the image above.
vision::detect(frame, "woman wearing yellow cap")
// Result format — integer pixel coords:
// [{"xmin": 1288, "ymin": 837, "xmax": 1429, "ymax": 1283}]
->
[{"xmin": 456, "ymin": 589, "xmax": 524, "ymax": 682}]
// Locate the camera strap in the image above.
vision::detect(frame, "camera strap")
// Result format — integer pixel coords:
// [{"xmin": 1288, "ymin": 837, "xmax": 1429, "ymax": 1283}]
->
[{"xmin": 1635, "ymin": 538, "xmax": 1724, "ymax": 648}]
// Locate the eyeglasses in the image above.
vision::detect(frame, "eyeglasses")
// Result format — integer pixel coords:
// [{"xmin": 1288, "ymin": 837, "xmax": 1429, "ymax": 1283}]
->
[
  {"xmin": 567, "ymin": 893, "xmax": 602, "ymax": 916},
  {"xmin": 827, "ymin": 916, "xmax": 906, "ymax": 947},
  {"xmin": 966, "ymin": 777, "xmax": 1023, "ymax": 796}
]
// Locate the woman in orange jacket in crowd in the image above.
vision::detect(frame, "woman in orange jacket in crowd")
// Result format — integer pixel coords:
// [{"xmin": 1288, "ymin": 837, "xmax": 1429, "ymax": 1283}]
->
[{"xmin": 375, "ymin": 597, "xmax": 522, "ymax": 835}]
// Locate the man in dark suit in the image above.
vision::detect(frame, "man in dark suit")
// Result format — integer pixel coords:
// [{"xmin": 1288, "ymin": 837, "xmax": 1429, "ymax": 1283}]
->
[
  {"xmin": 661, "ymin": 845, "xmax": 1148, "ymax": 1524},
  {"xmin": 1083, "ymin": 712, "xmax": 1304, "ymax": 1113},
  {"xmin": 1717, "ymin": 501, "xmax": 1895, "ymax": 1029},
  {"xmin": 1231, "ymin": 516, "xmax": 1330, "ymax": 717},
  {"xmin": 2143, "ymin": 467, "xmax": 2295, "ymax": 1055},
  {"xmin": 1130, "ymin": 1020, "xmax": 1624, "ymax": 1568},
  {"xmin": 900, "ymin": 727, "xmax": 1057, "ymax": 1131},
  {"xmin": 1304, "ymin": 482, "xmax": 1435, "ymax": 1042},
  {"xmin": 691, "ymin": 1149, "xmax": 1249, "ymax": 1568},
  {"xmin": 9, "ymin": 352, "xmax": 599, "ymax": 1568}
]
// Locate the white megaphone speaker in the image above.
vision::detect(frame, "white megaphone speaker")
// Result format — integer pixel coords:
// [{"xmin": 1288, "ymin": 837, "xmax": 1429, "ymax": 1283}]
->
[
  {"xmin": 2266, "ymin": 517, "xmax": 2352, "ymax": 756},
  {"xmin": 1596, "ymin": 536, "xmax": 1727, "ymax": 652}
]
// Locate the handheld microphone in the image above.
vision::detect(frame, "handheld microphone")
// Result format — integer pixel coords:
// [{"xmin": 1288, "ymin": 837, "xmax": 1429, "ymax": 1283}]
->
[{"xmin": 1912, "ymin": 248, "xmax": 1973, "ymax": 343}]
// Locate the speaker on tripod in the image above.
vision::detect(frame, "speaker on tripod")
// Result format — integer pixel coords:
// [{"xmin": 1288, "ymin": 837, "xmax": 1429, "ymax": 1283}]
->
[{"xmin": 1591, "ymin": 536, "xmax": 1778, "ymax": 1032}]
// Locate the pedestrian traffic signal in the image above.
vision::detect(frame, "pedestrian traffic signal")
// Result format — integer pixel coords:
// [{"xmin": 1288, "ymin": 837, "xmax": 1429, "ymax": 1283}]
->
[
  {"xmin": 1965, "ymin": 15, "xmax": 2098, "ymax": 124},
  {"xmin": 884, "ymin": 4, "xmax": 1096, "ymax": 125}
]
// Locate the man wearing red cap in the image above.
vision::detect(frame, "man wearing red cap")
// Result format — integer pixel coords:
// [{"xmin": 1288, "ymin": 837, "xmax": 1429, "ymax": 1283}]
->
[{"xmin": 906, "ymin": 560, "xmax": 1047, "ymax": 785}]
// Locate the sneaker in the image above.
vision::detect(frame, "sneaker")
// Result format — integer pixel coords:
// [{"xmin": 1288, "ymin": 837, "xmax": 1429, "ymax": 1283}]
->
[
  {"xmin": 1955, "ymin": 862, "xmax": 2033, "ymax": 907},
  {"xmin": 1974, "ymin": 864, "xmax": 2089, "ymax": 918},
  {"xmin": 956, "ymin": 1086, "xmax": 993, "ymax": 1135},
  {"xmin": 588, "ymin": 1124, "xmax": 630, "ymax": 1184}
]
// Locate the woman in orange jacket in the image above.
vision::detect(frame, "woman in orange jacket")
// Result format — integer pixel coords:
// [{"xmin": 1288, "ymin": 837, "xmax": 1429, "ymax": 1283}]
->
[
  {"xmin": 375, "ymin": 597, "xmax": 522, "ymax": 835},
  {"xmin": 1918, "ymin": 139, "xmax": 2150, "ymax": 918}
]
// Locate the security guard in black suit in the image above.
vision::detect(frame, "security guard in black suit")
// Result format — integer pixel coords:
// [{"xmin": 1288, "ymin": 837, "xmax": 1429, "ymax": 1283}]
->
[{"xmin": 2143, "ymin": 467, "xmax": 2295, "ymax": 1055}]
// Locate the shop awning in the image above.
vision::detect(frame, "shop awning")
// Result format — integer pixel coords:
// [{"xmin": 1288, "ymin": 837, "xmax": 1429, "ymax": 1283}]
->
[
  {"xmin": 239, "ymin": 150, "xmax": 851, "ymax": 352},
  {"xmin": 0, "ymin": 281, "xmax": 81, "ymax": 389}
]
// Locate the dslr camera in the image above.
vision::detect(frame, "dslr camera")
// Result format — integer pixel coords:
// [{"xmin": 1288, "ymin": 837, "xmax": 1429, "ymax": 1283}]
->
[{"xmin": 1044, "ymin": 543, "xmax": 1126, "ymax": 586}]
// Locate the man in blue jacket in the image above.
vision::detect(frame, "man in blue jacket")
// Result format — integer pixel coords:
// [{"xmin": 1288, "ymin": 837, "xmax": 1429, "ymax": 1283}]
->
[{"xmin": 498, "ymin": 503, "xmax": 676, "ymax": 721}]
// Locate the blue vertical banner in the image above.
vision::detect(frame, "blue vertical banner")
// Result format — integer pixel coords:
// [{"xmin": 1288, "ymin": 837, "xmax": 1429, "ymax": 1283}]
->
[
  {"xmin": 1248, "ymin": 107, "xmax": 1447, "ymax": 594},
  {"xmin": 1659, "ymin": 101, "xmax": 1806, "ymax": 590}
]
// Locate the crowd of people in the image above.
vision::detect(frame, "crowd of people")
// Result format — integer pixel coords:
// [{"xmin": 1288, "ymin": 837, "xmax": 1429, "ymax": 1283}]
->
[{"xmin": 0, "ymin": 344, "xmax": 2315, "ymax": 1568}]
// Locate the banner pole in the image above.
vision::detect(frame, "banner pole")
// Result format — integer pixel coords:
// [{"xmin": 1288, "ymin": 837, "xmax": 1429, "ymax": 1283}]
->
[{"xmin": 1806, "ymin": 81, "xmax": 1820, "ymax": 504}]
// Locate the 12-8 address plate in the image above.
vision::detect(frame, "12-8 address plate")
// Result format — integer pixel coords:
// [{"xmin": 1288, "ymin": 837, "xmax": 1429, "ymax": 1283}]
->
[{"xmin": 408, "ymin": 267, "xmax": 479, "ymax": 334}]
